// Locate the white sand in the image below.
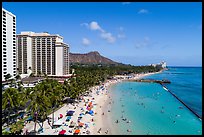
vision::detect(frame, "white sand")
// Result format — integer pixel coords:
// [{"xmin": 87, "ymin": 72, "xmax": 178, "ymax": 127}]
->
[{"xmin": 22, "ymin": 72, "xmax": 159, "ymax": 135}]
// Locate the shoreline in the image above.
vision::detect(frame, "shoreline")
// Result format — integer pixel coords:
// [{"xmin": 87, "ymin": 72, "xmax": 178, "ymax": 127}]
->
[
  {"xmin": 92, "ymin": 70, "xmax": 163, "ymax": 135},
  {"xmin": 22, "ymin": 71, "xmax": 162, "ymax": 135}
]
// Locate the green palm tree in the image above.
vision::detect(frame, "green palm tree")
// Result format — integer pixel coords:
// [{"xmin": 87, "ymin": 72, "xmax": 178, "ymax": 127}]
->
[
  {"xmin": 2, "ymin": 88, "xmax": 20, "ymax": 126},
  {"xmin": 27, "ymin": 84, "xmax": 51, "ymax": 132},
  {"xmin": 48, "ymin": 81, "xmax": 64, "ymax": 126}
]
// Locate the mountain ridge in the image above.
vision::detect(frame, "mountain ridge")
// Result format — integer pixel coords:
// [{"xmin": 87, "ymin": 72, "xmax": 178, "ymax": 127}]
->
[{"xmin": 69, "ymin": 51, "xmax": 120, "ymax": 65}]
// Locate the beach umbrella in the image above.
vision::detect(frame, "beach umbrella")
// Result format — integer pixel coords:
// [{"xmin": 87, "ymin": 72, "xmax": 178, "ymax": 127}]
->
[
  {"xmin": 88, "ymin": 110, "xmax": 94, "ymax": 116},
  {"xmin": 59, "ymin": 129, "xmax": 66, "ymax": 135},
  {"xmin": 66, "ymin": 116, "xmax": 71, "ymax": 121},
  {"xmin": 78, "ymin": 122, "xmax": 84, "ymax": 127},
  {"xmin": 87, "ymin": 107, "xmax": 92, "ymax": 111},
  {"xmin": 60, "ymin": 114, "xmax": 63, "ymax": 118},
  {"xmin": 74, "ymin": 129, "xmax": 80, "ymax": 134},
  {"xmin": 66, "ymin": 110, "xmax": 75, "ymax": 116}
]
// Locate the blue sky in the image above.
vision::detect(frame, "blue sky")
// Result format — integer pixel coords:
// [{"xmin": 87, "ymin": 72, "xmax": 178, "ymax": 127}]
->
[{"xmin": 3, "ymin": 2, "xmax": 202, "ymax": 66}]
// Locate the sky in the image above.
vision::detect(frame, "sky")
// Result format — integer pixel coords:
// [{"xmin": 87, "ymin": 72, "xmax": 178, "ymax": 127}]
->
[{"xmin": 2, "ymin": 2, "xmax": 202, "ymax": 66}]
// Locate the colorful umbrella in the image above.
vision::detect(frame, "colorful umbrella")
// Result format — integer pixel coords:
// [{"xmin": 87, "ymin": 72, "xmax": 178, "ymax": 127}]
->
[
  {"xmin": 78, "ymin": 122, "xmax": 84, "ymax": 127},
  {"xmin": 74, "ymin": 129, "xmax": 80, "ymax": 134},
  {"xmin": 60, "ymin": 114, "xmax": 63, "ymax": 118},
  {"xmin": 59, "ymin": 130, "xmax": 66, "ymax": 135}
]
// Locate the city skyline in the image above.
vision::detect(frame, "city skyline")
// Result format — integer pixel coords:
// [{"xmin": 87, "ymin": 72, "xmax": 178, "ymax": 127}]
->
[{"xmin": 2, "ymin": 2, "xmax": 202, "ymax": 67}]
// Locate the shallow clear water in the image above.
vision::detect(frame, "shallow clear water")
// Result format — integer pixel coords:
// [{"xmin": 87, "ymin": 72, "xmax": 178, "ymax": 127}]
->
[{"xmin": 108, "ymin": 67, "xmax": 202, "ymax": 135}]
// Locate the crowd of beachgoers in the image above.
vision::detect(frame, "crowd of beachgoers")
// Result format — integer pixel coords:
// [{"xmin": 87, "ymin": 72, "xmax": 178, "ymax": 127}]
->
[{"xmin": 21, "ymin": 72, "xmax": 158, "ymax": 135}]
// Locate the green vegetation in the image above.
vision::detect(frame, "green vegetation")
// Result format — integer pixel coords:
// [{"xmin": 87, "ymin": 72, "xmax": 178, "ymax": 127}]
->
[{"xmin": 2, "ymin": 64, "xmax": 162, "ymax": 135}]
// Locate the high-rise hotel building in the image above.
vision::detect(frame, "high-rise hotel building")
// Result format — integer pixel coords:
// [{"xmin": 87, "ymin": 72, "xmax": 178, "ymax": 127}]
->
[
  {"xmin": 2, "ymin": 8, "xmax": 17, "ymax": 81},
  {"xmin": 16, "ymin": 32, "xmax": 69, "ymax": 76}
]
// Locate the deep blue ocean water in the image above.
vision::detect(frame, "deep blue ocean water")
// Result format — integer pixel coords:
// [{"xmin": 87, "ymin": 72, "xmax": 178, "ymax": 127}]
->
[{"xmin": 108, "ymin": 67, "xmax": 202, "ymax": 135}]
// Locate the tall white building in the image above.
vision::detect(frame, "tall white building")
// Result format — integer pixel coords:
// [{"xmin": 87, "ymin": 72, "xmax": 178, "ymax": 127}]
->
[
  {"xmin": 17, "ymin": 32, "xmax": 69, "ymax": 76},
  {"xmin": 2, "ymin": 8, "xmax": 17, "ymax": 81}
]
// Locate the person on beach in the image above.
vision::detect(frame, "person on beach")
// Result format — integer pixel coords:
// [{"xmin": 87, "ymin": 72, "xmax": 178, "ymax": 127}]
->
[
  {"xmin": 97, "ymin": 128, "xmax": 102, "ymax": 133},
  {"xmin": 102, "ymin": 112, "xmax": 104, "ymax": 115},
  {"xmin": 127, "ymin": 129, "xmax": 132, "ymax": 132},
  {"xmin": 115, "ymin": 120, "xmax": 119, "ymax": 123},
  {"xmin": 105, "ymin": 129, "xmax": 109, "ymax": 134}
]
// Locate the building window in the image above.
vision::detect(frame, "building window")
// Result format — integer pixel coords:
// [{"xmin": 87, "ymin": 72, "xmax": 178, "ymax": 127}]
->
[
  {"xmin": 3, "ymin": 31, "xmax": 6, "ymax": 34},
  {"xmin": 3, "ymin": 65, "xmax": 7, "ymax": 67},
  {"xmin": 3, "ymin": 52, "xmax": 6, "ymax": 54},
  {"xmin": 4, "ymin": 72, "xmax": 7, "ymax": 74},
  {"xmin": 3, "ymin": 24, "xmax": 6, "ymax": 27},
  {"xmin": 3, "ymin": 48, "xmax": 6, "ymax": 51},
  {"xmin": 3, "ymin": 68, "xmax": 7, "ymax": 71},
  {"xmin": 3, "ymin": 62, "xmax": 6, "ymax": 64}
]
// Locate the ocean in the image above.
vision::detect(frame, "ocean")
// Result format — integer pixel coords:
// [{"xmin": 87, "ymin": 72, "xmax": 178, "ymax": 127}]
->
[{"xmin": 108, "ymin": 67, "xmax": 202, "ymax": 135}]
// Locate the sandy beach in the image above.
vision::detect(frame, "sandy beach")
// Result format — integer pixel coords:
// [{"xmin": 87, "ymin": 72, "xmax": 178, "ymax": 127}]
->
[{"xmin": 22, "ymin": 72, "xmax": 159, "ymax": 135}]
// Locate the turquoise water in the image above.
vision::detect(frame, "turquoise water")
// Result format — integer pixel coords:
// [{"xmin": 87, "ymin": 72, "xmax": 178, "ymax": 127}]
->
[
  {"xmin": 108, "ymin": 67, "xmax": 202, "ymax": 135},
  {"xmin": 144, "ymin": 67, "xmax": 202, "ymax": 117}
]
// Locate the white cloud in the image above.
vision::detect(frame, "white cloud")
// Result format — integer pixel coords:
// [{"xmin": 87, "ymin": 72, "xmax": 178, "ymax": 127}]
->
[
  {"xmin": 81, "ymin": 21, "xmax": 116, "ymax": 43},
  {"xmin": 82, "ymin": 38, "xmax": 91, "ymax": 46},
  {"xmin": 101, "ymin": 32, "xmax": 116, "ymax": 43},
  {"xmin": 138, "ymin": 9, "xmax": 149, "ymax": 14},
  {"xmin": 89, "ymin": 21, "xmax": 104, "ymax": 32},
  {"xmin": 122, "ymin": 2, "xmax": 131, "ymax": 5}
]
